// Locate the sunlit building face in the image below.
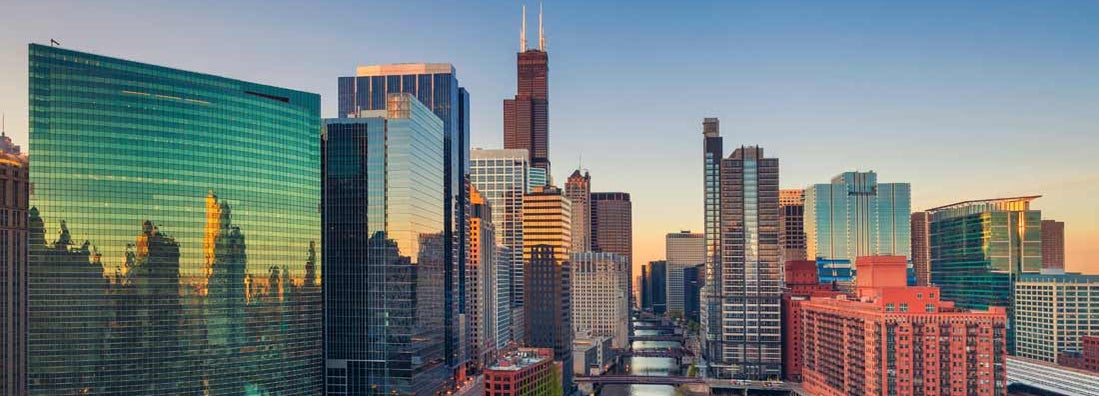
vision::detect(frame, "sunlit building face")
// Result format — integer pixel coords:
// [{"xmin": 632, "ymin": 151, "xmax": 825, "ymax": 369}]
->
[{"xmin": 27, "ymin": 44, "xmax": 322, "ymax": 395}]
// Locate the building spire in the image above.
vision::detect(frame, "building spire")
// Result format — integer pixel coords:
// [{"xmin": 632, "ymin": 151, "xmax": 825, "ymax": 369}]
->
[
  {"xmin": 520, "ymin": 5, "xmax": 527, "ymax": 52},
  {"xmin": 538, "ymin": 3, "xmax": 545, "ymax": 51}
]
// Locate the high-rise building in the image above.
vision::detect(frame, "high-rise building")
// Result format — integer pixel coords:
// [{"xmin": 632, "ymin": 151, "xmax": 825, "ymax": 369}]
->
[
  {"xmin": 779, "ymin": 189, "xmax": 807, "ymax": 262},
  {"xmin": 0, "ymin": 124, "xmax": 28, "ymax": 396},
  {"xmin": 780, "ymin": 260, "xmax": 842, "ymax": 382},
  {"xmin": 495, "ymin": 245, "xmax": 514, "ymax": 351},
  {"xmin": 802, "ymin": 256, "xmax": 1008, "ymax": 395},
  {"xmin": 565, "ymin": 170, "xmax": 591, "ymax": 253},
  {"xmin": 1014, "ymin": 273, "xmax": 1099, "ymax": 364},
  {"xmin": 469, "ymin": 186, "xmax": 498, "ymax": 370},
  {"xmin": 570, "ymin": 252, "xmax": 629, "ymax": 349},
  {"xmin": 484, "ymin": 348, "xmax": 562, "ymax": 396},
  {"xmin": 665, "ymin": 231, "xmax": 705, "ymax": 316},
  {"xmin": 911, "ymin": 211, "xmax": 931, "ymax": 286},
  {"xmin": 700, "ymin": 117, "xmax": 723, "ymax": 373},
  {"xmin": 644, "ymin": 261, "xmax": 667, "ymax": 314},
  {"xmin": 28, "ymin": 44, "xmax": 322, "ymax": 394},
  {"xmin": 590, "ymin": 192, "xmax": 633, "ymax": 311},
  {"xmin": 708, "ymin": 146, "xmax": 781, "ymax": 379},
  {"xmin": 504, "ymin": 6, "xmax": 551, "ymax": 176},
  {"xmin": 522, "ymin": 186, "xmax": 572, "ymax": 391},
  {"xmin": 683, "ymin": 264, "xmax": 705, "ymax": 324},
  {"xmin": 323, "ymin": 94, "xmax": 449, "ymax": 395},
  {"xmin": 928, "ymin": 196, "xmax": 1043, "ymax": 353},
  {"xmin": 804, "ymin": 171, "xmax": 911, "ymax": 284},
  {"xmin": 1042, "ymin": 220, "xmax": 1066, "ymax": 271},
  {"xmin": 470, "ymin": 148, "xmax": 528, "ymax": 343},
  {"xmin": 640, "ymin": 263, "xmax": 652, "ymax": 311},
  {"xmin": 338, "ymin": 63, "xmax": 470, "ymax": 371}
]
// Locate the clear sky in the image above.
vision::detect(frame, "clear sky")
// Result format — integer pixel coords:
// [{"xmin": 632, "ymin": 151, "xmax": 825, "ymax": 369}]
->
[{"xmin": 1, "ymin": 0, "xmax": 1097, "ymax": 276}]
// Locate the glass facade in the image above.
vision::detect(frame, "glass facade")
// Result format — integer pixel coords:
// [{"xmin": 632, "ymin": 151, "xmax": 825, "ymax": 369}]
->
[
  {"xmin": 28, "ymin": 44, "xmax": 322, "ymax": 394},
  {"xmin": 804, "ymin": 171, "xmax": 911, "ymax": 284},
  {"xmin": 928, "ymin": 196, "xmax": 1042, "ymax": 354},
  {"xmin": 700, "ymin": 118, "xmax": 723, "ymax": 370},
  {"xmin": 323, "ymin": 94, "xmax": 448, "ymax": 395}
]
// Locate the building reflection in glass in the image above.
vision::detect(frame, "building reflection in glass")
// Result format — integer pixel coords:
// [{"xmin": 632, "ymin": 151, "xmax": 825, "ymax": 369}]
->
[
  {"xmin": 323, "ymin": 93, "xmax": 448, "ymax": 395},
  {"xmin": 27, "ymin": 44, "xmax": 322, "ymax": 395}
]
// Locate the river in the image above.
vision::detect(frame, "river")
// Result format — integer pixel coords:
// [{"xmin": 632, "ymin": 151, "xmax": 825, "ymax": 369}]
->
[{"xmin": 597, "ymin": 322, "xmax": 682, "ymax": 396}]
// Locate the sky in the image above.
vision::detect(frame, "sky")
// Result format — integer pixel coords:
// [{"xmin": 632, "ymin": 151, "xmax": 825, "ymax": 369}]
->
[{"xmin": 1, "ymin": 0, "xmax": 1097, "ymax": 276}]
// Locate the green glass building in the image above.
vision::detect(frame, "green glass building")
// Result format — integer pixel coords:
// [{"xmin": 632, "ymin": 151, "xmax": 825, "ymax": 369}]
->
[
  {"xmin": 928, "ymin": 196, "xmax": 1042, "ymax": 354},
  {"xmin": 28, "ymin": 44, "xmax": 322, "ymax": 394}
]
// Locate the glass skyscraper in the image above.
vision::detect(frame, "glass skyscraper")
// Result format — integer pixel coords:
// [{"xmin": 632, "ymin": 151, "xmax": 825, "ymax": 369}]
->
[
  {"xmin": 323, "ymin": 94, "xmax": 449, "ymax": 395},
  {"xmin": 28, "ymin": 44, "xmax": 322, "ymax": 395},
  {"xmin": 804, "ymin": 171, "xmax": 911, "ymax": 284},
  {"xmin": 700, "ymin": 118, "xmax": 722, "ymax": 374},
  {"xmin": 339, "ymin": 64, "xmax": 469, "ymax": 371},
  {"xmin": 928, "ymin": 196, "xmax": 1043, "ymax": 354}
]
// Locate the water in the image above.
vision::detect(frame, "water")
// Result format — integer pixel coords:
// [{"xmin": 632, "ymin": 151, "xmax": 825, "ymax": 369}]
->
[{"xmin": 597, "ymin": 321, "xmax": 682, "ymax": 396}]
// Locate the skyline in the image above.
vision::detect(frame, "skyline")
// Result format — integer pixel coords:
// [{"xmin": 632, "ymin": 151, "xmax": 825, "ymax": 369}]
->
[{"xmin": 1, "ymin": 0, "xmax": 1098, "ymax": 275}]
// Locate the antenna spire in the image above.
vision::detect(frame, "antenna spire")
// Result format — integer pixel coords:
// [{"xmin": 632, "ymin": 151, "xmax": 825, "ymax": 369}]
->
[
  {"xmin": 1, "ymin": 113, "xmax": 5, "ymax": 137},
  {"xmin": 538, "ymin": 3, "xmax": 545, "ymax": 51},
  {"xmin": 520, "ymin": 5, "xmax": 527, "ymax": 52}
]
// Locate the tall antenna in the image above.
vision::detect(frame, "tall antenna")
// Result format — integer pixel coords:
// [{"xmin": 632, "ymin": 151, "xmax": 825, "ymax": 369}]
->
[
  {"xmin": 520, "ymin": 5, "xmax": 527, "ymax": 51},
  {"xmin": 538, "ymin": 3, "xmax": 545, "ymax": 51},
  {"xmin": 1, "ymin": 113, "xmax": 5, "ymax": 137}
]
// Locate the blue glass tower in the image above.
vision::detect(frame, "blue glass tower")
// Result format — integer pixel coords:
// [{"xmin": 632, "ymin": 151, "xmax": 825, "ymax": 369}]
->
[
  {"xmin": 339, "ymin": 64, "xmax": 469, "ymax": 373},
  {"xmin": 323, "ymin": 94, "xmax": 449, "ymax": 395}
]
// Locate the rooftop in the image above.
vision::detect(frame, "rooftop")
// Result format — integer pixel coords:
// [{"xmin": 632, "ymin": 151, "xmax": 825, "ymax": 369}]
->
[{"xmin": 355, "ymin": 63, "xmax": 455, "ymax": 77}]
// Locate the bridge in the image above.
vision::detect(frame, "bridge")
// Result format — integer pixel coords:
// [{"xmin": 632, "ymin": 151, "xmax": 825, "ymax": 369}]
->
[
  {"xmin": 619, "ymin": 349, "xmax": 692, "ymax": 358},
  {"xmin": 629, "ymin": 334, "xmax": 684, "ymax": 342},
  {"xmin": 575, "ymin": 375, "xmax": 807, "ymax": 395},
  {"xmin": 575, "ymin": 375, "xmax": 703, "ymax": 386},
  {"xmin": 633, "ymin": 324, "xmax": 677, "ymax": 331}
]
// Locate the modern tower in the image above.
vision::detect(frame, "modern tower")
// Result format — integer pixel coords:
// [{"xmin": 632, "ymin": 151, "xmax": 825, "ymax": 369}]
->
[
  {"xmin": 664, "ymin": 231, "xmax": 705, "ymax": 316},
  {"xmin": 28, "ymin": 44, "xmax": 322, "ymax": 394},
  {"xmin": 323, "ymin": 95, "xmax": 448, "ymax": 395},
  {"xmin": 338, "ymin": 63, "xmax": 470, "ymax": 372},
  {"xmin": 1041, "ymin": 219, "xmax": 1065, "ymax": 271},
  {"xmin": 0, "ymin": 118, "xmax": 28, "ymax": 396},
  {"xmin": 927, "ymin": 195, "xmax": 1043, "ymax": 353},
  {"xmin": 470, "ymin": 148, "xmax": 528, "ymax": 342},
  {"xmin": 700, "ymin": 117, "xmax": 723, "ymax": 372},
  {"xmin": 804, "ymin": 171, "xmax": 911, "ymax": 284},
  {"xmin": 468, "ymin": 186, "xmax": 498, "ymax": 370},
  {"xmin": 911, "ymin": 211, "xmax": 931, "ymax": 286},
  {"xmin": 779, "ymin": 189, "xmax": 807, "ymax": 262},
  {"xmin": 570, "ymin": 252, "xmax": 629, "ymax": 349},
  {"xmin": 522, "ymin": 185, "xmax": 572, "ymax": 391},
  {"xmin": 712, "ymin": 146, "xmax": 782, "ymax": 379},
  {"xmin": 565, "ymin": 170, "xmax": 591, "ymax": 253},
  {"xmin": 504, "ymin": 5, "xmax": 551, "ymax": 176},
  {"xmin": 644, "ymin": 260, "xmax": 667, "ymax": 315}
]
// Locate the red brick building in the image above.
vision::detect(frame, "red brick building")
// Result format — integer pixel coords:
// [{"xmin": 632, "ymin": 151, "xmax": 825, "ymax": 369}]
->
[
  {"xmin": 801, "ymin": 256, "xmax": 1008, "ymax": 395},
  {"xmin": 782, "ymin": 260, "xmax": 843, "ymax": 381},
  {"xmin": 484, "ymin": 348, "xmax": 561, "ymax": 396},
  {"xmin": 1060, "ymin": 336, "xmax": 1099, "ymax": 373}
]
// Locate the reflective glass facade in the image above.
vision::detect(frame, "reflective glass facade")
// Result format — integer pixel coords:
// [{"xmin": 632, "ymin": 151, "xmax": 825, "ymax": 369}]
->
[
  {"xmin": 28, "ymin": 44, "xmax": 322, "ymax": 395},
  {"xmin": 700, "ymin": 118, "xmax": 723, "ymax": 369},
  {"xmin": 804, "ymin": 171, "xmax": 911, "ymax": 284},
  {"xmin": 323, "ymin": 94, "xmax": 448, "ymax": 395}
]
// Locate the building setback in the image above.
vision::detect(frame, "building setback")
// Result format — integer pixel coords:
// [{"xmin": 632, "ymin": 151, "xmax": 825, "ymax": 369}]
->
[
  {"xmin": 0, "ymin": 127, "xmax": 28, "ymax": 396},
  {"xmin": 570, "ymin": 252, "xmax": 629, "ymax": 349},
  {"xmin": 323, "ymin": 95, "xmax": 449, "ymax": 395},
  {"xmin": 665, "ymin": 231, "xmax": 705, "ymax": 317},
  {"xmin": 28, "ymin": 44, "xmax": 323, "ymax": 394},
  {"xmin": 801, "ymin": 256, "xmax": 1008, "ymax": 396}
]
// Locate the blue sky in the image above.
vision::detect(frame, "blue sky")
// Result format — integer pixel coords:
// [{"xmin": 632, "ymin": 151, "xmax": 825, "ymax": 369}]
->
[{"xmin": 1, "ymin": 0, "xmax": 1097, "ymax": 273}]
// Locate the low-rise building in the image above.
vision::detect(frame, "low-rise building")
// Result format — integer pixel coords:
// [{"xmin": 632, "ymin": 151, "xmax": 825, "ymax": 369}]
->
[{"xmin": 485, "ymin": 348, "xmax": 562, "ymax": 396}]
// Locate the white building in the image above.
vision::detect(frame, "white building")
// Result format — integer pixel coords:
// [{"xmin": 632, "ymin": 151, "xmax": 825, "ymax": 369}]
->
[
  {"xmin": 665, "ymin": 231, "xmax": 705, "ymax": 316},
  {"xmin": 1014, "ymin": 272, "xmax": 1099, "ymax": 363},
  {"xmin": 570, "ymin": 252, "xmax": 629, "ymax": 349}
]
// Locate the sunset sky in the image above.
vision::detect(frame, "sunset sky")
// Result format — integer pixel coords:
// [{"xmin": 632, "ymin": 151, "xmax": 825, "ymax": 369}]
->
[{"xmin": 1, "ymin": 0, "xmax": 1096, "ymax": 276}]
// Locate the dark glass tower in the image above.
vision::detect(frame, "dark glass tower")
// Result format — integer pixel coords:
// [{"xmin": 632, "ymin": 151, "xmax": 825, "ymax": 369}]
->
[
  {"xmin": 504, "ymin": 6, "xmax": 551, "ymax": 177},
  {"xmin": 700, "ymin": 118, "xmax": 723, "ymax": 371},
  {"xmin": 338, "ymin": 64, "xmax": 469, "ymax": 373},
  {"xmin": 323, "ymin": 94, "xmax": 449, "ymax": 395},
  {"xmin": 28, "ymin": 44, "xmax": 322, "ymax": 395}
]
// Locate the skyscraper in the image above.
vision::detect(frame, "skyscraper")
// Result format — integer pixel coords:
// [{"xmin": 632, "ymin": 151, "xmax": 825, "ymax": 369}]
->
[
  {"xmin": 504, "ymin": 5, "xmax": 551, "ymax": 176},
  {"xmin": 664, "ymin": 231, "xmax": 705, "ymax": 316},
  {"xmin": 700, "ymin": 117, "xmax": 723, "ymax": 373},
  {"xmin": 911, "ymin": 211, "xmax": 931, "ymax": 286},
  {"xmin": 323, "ymin": 94, "xmax": 449, "ymax": 395},
  {"xmin": 928, "ymin": 196, "xmax": 1043, "ymax": 354},
  {"xmin": 468, "ymin": 186, "xmax": 498, "ymax": 370},
  {"xmin": 565, "ymin": 170, "xmax": 591, "ymax": 253},
  {"xmin": 779, "ymin": 189, "xmax": 807, "ymax": 262},
  {"xmin": 570, "ymin": 252, "xmax": 629, "ymax": 349},
  {"xmin": 28, "ymin": 44, "xmax": 322, "ymax": 394},
  {"xmin": 338, "ymin": 63, "xmax": 469, "ymax": 371},
  {"xmin": 711, "ymin": 146, "xmax": 782, "ymax": 379},
  {"xmin": 640, "ymin": 263, "xmax": 652, "ymax": 312},
  {"xmin": 683, "ymin": 264, "xmax": 705, "ymax": 324},
  {"xmin": 805, "ymin": 171, "xmax": 911, "ymax": 284},
  {"xmin": 1041, "ymin": 219, "xmax": 1065, "ymax": 271},
  {"xmin": 645, "ymin": 261, "xmax": 668, "ymax": 315},
  {"xmin": 470, "ymin": 148, "xmax": 528, "ymax": 343},
  {"xmin": 0, "ymin": 123, "xmax": 28, "ymax": 396},
  {"xmin": 522, "ymin": 185, "xmax": 572, "ymax": 391}
]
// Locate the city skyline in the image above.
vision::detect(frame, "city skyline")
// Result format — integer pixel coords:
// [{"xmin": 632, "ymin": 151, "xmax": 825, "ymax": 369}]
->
[{"xmin": 1, "ymin": 1, "xmax": 1098, "ymax": 279}]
